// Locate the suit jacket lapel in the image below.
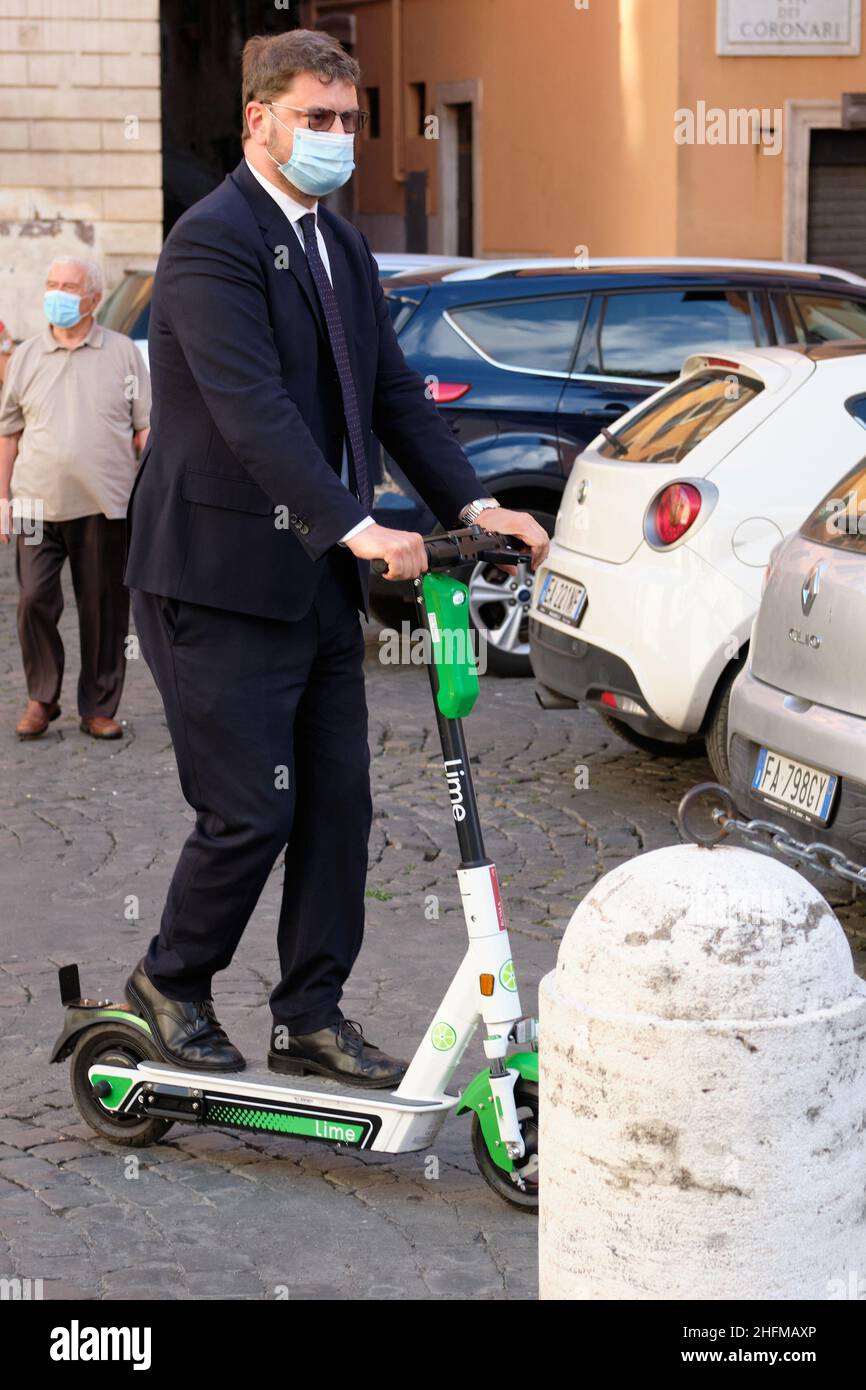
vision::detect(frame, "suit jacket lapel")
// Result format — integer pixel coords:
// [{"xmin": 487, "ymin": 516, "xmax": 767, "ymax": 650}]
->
[{"xmin": 230, "ymin": 160, "xmax": 326, "ymax": 342}]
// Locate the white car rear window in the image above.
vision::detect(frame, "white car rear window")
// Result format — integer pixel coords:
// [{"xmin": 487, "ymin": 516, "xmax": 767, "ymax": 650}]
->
[{"xmin": 598, "ymin": 370, "xmax": 763, "ymax": 464}]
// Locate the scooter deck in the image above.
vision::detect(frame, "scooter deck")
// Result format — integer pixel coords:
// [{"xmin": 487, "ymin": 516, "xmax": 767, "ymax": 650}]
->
[
  {"xmin": 90, "ymin": 1059, "xmax": 459, "ymax": 1154},
  {"xmin": 139, "ymin": 1060, "xmax": 454, "ymax": 1109}
]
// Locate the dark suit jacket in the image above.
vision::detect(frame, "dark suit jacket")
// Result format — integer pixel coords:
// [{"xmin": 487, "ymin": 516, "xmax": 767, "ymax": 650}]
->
[{"xmin": 124, "ymin": 158, "xmax": 482, "ymax": 621}]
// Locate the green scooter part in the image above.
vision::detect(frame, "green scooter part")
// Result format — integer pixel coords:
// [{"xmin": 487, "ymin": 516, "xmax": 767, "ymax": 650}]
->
[
  {"xmin": 456, "ymin": 1051, "xmax": 539, "ymax": 1173},
  {"xmin": 421, "ymin": 572, "xmax": 479, "ymax": 719},
  {"xmin": 89, "ymin": 1071, "xmax": 138, "ymax": 1111}
]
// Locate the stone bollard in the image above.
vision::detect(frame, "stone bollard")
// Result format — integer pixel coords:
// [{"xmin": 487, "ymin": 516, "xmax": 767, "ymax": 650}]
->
[{"xmin": 539, "ymin": 843, "xmax": 866, "ymax": 1300}]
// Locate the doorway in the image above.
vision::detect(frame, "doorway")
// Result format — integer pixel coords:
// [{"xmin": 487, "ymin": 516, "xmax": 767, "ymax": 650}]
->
[
  {"xmin": 159, "ymin": 0, "xmax": 303, "ymax": 236},
  {"xmin": 807, "ymin": 128, "xmax": 866, "ymax": 277},
  {"xmin": 454, "ymin": 103, "xmax": 474, "ymax": 257},
  {"xmin": 437, "ymin": 80, "xmax": 481, "ymax": 256}
]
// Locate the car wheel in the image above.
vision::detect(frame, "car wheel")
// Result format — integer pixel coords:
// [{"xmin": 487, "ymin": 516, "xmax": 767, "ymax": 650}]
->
[
  {"xmin": 462, "ymin": 509, "xmax": 556, "ymax": 678},
  {"xmin": 598, "ymin": 710, "xmax": 706, "ymax": 759},
  {"xmin": 704, "ymin": 660, "xmax": 744, "ymax": 786}
]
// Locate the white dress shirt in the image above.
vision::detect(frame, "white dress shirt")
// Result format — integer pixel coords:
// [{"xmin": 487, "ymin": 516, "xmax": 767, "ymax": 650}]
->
[{"xmin": 245, "ymin": 159, "xmax": 374, "ymax": 544}]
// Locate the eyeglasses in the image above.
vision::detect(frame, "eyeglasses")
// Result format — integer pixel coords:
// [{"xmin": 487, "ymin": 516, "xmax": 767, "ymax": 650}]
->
[{"xmin": 267, "ymin": 102, "xmax": 368, "ymax": 134}]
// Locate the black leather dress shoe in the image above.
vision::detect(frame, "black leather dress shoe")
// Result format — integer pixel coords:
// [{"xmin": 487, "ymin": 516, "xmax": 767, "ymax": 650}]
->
[
  {"xmin": 125, "ymin": 960, "xmax": 245, "ymax": 1073},
  {"xmin": 268, "ymin": 1019, "xmax": 407, "ymax": 1089}
]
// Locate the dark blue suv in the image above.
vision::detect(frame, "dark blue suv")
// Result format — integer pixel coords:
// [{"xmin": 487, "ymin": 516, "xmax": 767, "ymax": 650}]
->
[{"xmin": 373, "ymin": 258, "xmax": 866, "ymax": 672}]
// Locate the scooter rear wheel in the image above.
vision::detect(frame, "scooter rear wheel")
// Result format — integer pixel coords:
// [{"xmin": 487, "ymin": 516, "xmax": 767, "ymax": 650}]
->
[
  {"xmin": 71, "ymin": 1023, "xmax": 172, "ymax": 1147},
  {"xmin": 471, "ymin": 1078, "xmax": 539, "ymax": 1212}
]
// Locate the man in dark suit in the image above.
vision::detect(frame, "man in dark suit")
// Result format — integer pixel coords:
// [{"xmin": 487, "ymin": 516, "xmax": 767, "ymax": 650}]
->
[{"xmin": 123, "ymin": 29, "xmax": 547, "ymax": 1084}]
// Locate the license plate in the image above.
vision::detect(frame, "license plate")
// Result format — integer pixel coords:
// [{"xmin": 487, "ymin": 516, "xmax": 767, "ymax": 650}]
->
[
  {"xmin": 752, "ymin": 747, "xmax": 838, "ymax": 825},
  {"xmin": 537, "ymin": 571, "xmax": 587, "ymax": 627}
]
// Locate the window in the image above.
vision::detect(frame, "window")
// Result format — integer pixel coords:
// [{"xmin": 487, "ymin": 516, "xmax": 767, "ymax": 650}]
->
[
  {"xmin": 597, "ymin": 369, "xmax": 763, "ymax": 464},
  {"xmin": 97, "ymin": 273, "xmax": 153, "ymax": 338},
  {"xmin": 594, "ymin": 289, "xmax": 756, "ymax": 382},
  {"xmin": 448, "ymin": 295, "xmax": 586, "ymax": 375},
  {"xmin": 752, "ymin": 291, "xmax": 773, "ymax": 347},
  {"xmin": 768, "ymin": 292, "xmax": 801, "ymax": 344},
  {"xmin": 387, "ymin": 294, "xmax": 421, "ymax": 335},
  {"xmin": 791, "ymin": 293, "xmax": 866, "ymax": 343},
  {"xmin": 846, "ymin": 395, "xmax": 866, "ymax": 429},
  {"xmin": 801, "ymin": 457, "xmax": 866, "ymax": 554},
  {"xmin": 408, "ymin": 82, "xmax": 427, "ymax": 137},
  {"xmin": 366, "ymin": 87, "xmax": 380, "ymax": 139}
]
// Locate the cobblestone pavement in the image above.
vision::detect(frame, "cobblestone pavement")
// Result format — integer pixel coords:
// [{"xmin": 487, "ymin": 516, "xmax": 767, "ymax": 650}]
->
[{"xmin": 1, "ymin": 544, "xmax": 864, "ymax": 1302}]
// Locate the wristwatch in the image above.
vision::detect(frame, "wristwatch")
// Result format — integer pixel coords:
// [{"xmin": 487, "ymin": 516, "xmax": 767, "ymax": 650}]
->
[{"xmin": 459, "ymin": 497, "xmax": 501, "ymax": 526}]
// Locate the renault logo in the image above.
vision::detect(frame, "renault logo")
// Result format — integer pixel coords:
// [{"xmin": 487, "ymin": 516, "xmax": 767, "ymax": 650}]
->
[{"xmin": 801, "ymin": 561, "xmax": 827, "ymax": 616}]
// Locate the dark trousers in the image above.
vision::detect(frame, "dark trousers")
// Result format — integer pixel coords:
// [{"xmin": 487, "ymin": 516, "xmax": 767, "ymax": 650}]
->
[
  {"xmin": 130, "ymin": 547, "xmax": 373, "ymax": 1033},
  {"xmin": 16, "ymin": 515, "xmax": 129, "ymax": 718}
]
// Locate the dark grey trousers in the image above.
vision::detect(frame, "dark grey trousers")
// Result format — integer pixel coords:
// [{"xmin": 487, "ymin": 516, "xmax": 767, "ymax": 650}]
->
[
  {"xmin": 129, "ymin": 546, "xmax": 373, "ymax": 1032},
  {"xmin": 16, "ymin": 514, "xmax": 129, "ymax": 718}
]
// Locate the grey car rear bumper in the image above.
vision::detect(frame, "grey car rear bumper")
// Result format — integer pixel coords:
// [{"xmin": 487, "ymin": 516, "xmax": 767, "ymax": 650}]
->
[{"xmin": 728, "ymin": 664, "xmax": 866, "ymax": 859}]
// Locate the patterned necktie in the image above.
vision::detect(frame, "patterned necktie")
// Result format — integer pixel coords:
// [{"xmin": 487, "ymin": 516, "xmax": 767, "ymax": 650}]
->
[{"xmin": 298, "ymin": 213, "xmax": 373, "ymax": 515}]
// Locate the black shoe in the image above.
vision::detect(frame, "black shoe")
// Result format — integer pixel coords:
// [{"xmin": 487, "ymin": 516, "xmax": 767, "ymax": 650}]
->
[
  {"xmin": 125, "ymin": 959, "xmax": 245, "ymax": 1073},
  {"xmin": 268, "ymin": 1019, "xmax": 407, "ymax": 1089}
]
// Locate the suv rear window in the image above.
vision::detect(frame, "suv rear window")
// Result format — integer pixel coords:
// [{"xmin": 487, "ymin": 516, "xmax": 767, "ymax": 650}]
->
[
  {"xmin": 597, "ymin": 369, "xmax": 763, "ymax": 463},
  {"xmin": 790, "ymin": 293, "xmax": 866, "ymax": 344},
  {"xmin": 593, "ymin": 289, "xmax": 756, "ymax": 381},
  {"xmin": 800, "ymin": 456, "xmax": 866, "ymax": 554},
  {"xmin": 448, "ymin": 295, "xmax": 586, "ymax": 374}
]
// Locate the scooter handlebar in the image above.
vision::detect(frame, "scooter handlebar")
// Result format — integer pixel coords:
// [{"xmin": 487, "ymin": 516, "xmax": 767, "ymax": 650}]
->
[{"xmin": 370, "ymin": 525, "xmax": 531, "ymax": 576}]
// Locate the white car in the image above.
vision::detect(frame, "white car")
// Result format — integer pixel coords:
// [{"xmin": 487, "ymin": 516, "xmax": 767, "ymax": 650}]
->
[{"xmin": 529, "ymin": 341, "xmax": 866, "ymax": 781}]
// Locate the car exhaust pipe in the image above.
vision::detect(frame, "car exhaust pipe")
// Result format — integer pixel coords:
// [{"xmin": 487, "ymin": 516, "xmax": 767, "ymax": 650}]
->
[{"xmin": 534, "ymin": 683, "xmax": 578, "ymax": 710}]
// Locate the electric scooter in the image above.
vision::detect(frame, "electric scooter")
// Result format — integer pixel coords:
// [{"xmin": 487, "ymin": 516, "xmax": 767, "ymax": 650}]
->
[{"xmin": 50, "ymin": 527, "xmax": 540, "ymax": 1211}]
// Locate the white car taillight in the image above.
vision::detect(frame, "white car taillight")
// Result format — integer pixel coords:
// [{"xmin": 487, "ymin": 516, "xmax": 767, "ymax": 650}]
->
[{"xmin": 652, "ymin": 483, "xmax": 702, "ymax": 546}]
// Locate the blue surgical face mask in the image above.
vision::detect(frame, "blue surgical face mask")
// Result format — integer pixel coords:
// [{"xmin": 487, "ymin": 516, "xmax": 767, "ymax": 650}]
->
[
  {"xmin": 267, "ymin": 113, "xmax": 355, "ymax": 197},
  {"xmin": 44, "ymin": 290, "xmax": 85, "ymax": 329}
]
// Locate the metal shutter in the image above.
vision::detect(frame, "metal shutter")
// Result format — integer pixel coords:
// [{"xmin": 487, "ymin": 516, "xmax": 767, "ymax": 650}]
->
[{"xmin": 808, "ymin": 129, "xmax": 866, "ymax": 278}]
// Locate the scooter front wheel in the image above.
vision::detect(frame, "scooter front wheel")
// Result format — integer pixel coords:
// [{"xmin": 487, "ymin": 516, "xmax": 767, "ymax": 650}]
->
[
  {"xmin": 71, "ymin": 1023, "xmax": 172, "ymax": 1147},
  {"xmin": 471, "ymin": 1078, "xmax": 539, "ymax": 1213}
]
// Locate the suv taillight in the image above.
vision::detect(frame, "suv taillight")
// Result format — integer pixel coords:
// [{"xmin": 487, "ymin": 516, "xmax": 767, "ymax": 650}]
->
[
  {"xmin": 427, "ymin": 381, "xmax": 472, "ymax": 403},
  {"xmin": 652, "ymin": 483, "xmax": 702, "ymax": 546}
]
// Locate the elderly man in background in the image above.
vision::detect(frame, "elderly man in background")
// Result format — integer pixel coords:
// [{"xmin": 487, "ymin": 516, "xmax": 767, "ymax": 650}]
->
[{"xmin": 0, "ymin": 256, "xmax": 150, "ymax": 740}]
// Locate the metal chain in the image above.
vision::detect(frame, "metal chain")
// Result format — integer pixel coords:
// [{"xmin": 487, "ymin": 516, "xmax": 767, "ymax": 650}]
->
[
  {"xmin": 677, "ymin": 783, "xmax": 866, "ymax": 892},
  {"xmin": 715, "ymin": 812, "xmax": 866, "ymax": 889}
]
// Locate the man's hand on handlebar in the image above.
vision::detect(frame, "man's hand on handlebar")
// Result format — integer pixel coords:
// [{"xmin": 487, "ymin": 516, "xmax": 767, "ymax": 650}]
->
[
  {"xmin": 480, "ymin": 508, "xmax": 549, "ymax": 572},
  {"xmin": 345, "ymin": 522, "xmax": 428, "ymax": 580},
  {"xmin": 346, "ymin": 510, "xmax": 548, "ymax": 580}
]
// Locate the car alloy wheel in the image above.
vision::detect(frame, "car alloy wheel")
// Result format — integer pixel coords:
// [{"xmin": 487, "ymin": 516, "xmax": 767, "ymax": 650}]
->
[{"xmin": 468, "ymin": 554, "xmax": 535, "ymax": 658}]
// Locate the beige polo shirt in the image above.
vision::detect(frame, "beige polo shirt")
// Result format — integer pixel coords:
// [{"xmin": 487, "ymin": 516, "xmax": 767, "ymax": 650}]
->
[{"xmin": 0, "ymin": 322, "xmax": 151, "ymax": 521}]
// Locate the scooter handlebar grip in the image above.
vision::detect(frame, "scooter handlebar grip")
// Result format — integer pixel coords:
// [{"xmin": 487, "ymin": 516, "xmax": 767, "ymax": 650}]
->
[{"xmin": 369, "ymin": 528, "xmax": 531, "ymax": 576}]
